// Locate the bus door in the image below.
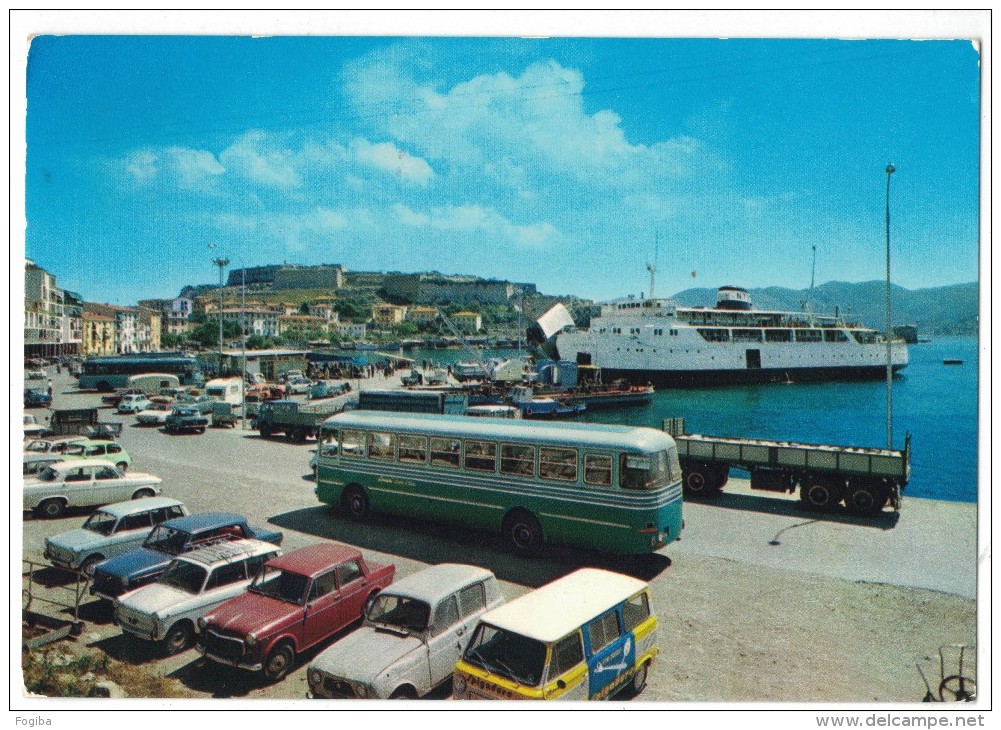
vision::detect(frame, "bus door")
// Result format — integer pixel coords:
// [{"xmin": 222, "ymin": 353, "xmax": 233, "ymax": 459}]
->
[{"xmin": 584, "ymin": 607, "xmax": 635, "ymax": 699}]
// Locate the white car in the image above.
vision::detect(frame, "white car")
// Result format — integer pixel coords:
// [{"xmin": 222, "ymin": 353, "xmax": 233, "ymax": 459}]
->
[
  {"xmin": 44, "ymin": 497, "xmax": 188, "ymax": 576},
  {"xmin": 307, "ymin": 564, "xmax": 504, "ymax": 700},
  {"xmin": 26, "ymin": 369, "xmax": 47, "ymax": 380},
  {"xmin": 287, "ymin": 377, "xmax": 312, "ymax": 395},
  {"xmin": 23, "ymin": 414, "xmax": 48, "ymax": 437},
  {"xmin": 136, "ymin": 402, "xmax": 173, "ymax": 426},
  {"xmin": 24, "ymin": 459, "xmax": 163, "ymax": 519},
  {"xmin": 118, "ymin": 394, "xmax": 152, "ymax": 414},
  {"xmin": 115, "ymin": 538, "xmax": 281, "ymax": 655}
]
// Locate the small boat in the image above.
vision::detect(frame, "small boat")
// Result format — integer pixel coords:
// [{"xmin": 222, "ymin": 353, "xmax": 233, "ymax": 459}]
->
[
  {"xmin": 943, "ymin": 359, "xmax": 964, "ymax": 365},
  {"xmin": 507, "ymin": 386, "xmax": 586, "ymax": 419}
]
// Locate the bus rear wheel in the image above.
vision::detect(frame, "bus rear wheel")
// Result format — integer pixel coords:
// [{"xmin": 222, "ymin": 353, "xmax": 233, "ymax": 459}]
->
[
  {"xmin": 503, "ymin": 510, "xmax": 542, "ymax": 554},
  {"xmin": 341, "ymin": 485, "xmax": 370, "ymax": 519}
]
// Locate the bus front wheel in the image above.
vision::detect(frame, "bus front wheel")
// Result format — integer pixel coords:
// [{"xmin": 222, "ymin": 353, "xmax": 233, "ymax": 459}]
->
[
  {"xmin": 504, "ymin": 510, "xmax": 542, "ymax": 554},
  {"xmin": 341, "ymin": 485, "xmax": 370, "ymax": 519}
]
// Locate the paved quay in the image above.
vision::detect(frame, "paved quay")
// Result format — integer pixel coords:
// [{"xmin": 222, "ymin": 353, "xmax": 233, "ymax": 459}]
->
[{"xmin": 19, "ymin": 367, "xmax": 979, "ymax": 702}]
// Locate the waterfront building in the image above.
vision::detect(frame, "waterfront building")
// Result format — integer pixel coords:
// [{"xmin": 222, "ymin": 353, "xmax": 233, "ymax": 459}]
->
[
  {"xmin": 451, "ymin": 311, "xmax": 482, "ymax": 333},
  {"xmin": 216, "ymin": 307, "xmax": 281, "ymax": 339},
  {"xmin": 405, "ymin": 305, "xmax": 439, "ymax": 325},
  {"xmin": 279, "ymin": 314, "xmax": 330, "ymax": 339},
  {"xmin": 81, "ymin": 304, "xmax": 117, "ymax": 356},
  {"xmin": 24, "ymin": 260, "xmax": 83, "ymax": 358},
  {"xmin": 338, "ymin": 322, "xmax": 367, "ymax": 340},
  {"xmin": 372, "ymin": 304, "xmax": 408, "ymax": 328}
]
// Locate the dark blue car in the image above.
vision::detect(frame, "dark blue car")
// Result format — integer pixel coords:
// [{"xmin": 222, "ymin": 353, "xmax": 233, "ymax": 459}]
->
[
  {"xmin": 90, "ymin": 512, "xmax": 283, "ymax": 600},
  {"xmin": 24, "ymin": 388, "xmax": 52, "ymax": 409}
]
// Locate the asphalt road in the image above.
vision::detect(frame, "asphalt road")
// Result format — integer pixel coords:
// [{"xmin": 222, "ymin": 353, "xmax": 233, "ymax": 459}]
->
[{"xmin": 19, "ymin": 367, "xmax": 978, "ymax": 702}]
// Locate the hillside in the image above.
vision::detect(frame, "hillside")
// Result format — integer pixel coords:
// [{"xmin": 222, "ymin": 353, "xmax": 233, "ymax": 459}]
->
[{"xmin": 671, "ymin": 281, "xmax": 979, "ymax": 336}]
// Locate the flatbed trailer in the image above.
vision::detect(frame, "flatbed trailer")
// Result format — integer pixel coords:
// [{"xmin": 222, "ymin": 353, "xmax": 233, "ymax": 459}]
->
[{"xmin": 663, "ymin": 419, "xmax": 910, "ymax": 515}]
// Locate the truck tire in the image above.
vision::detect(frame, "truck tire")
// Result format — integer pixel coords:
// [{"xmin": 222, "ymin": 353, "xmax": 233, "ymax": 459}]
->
[
  {"xmin": 800, "ymin": 479, "xmax": 841, "ymax": 510},
  {"xmin": 683, "ymin": 463, "xmax": 721, "ymax": 497},
  {"xmin": 259, "ymin": 424, "xmax": 272, "ymax": 438},
  {"xmin": 844, "ymin": 480, "xmax": 887, "ymax": 515}
]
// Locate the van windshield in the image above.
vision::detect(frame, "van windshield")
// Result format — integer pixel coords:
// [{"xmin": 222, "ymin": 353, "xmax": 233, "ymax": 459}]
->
[{"xmin": 463, "ymin": 623, "xmax": 547, "ymax": 687}]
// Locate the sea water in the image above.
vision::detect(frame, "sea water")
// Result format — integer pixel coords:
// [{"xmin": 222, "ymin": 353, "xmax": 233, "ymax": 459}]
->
[{"xmin": 406, "ymin": 337, "xmax": 979, "ymax": 503}]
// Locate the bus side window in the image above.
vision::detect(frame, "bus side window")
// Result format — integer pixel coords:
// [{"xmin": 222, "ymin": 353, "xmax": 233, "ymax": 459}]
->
[
  {"xmin": 586, "ymin": 610, "xmax": 621, "ymax": 654},
  {"xmin": 341, "ymin": 429, "xmax": 366, "ymax": 458},
  {"xmin": 464, "ymin": 440, "xmax": 497, "ymax": 472},
  {"xmin": 622, "ymin": 591, "xmax": 651, "ymax": 633},
  {"xmin": 368, "ymin": 431, "xmax": 396, "ymax": 461},
  {"xmin": 583, "ymin": 454, "xmax": 612, "ymax": 487},
  {"xmin": 430, "ymin": 437, "xmax": 461, "ymax": 468},
  {"xmin": 540, "ymin": 447, "xmax": 578, "ymax": 482},
  {"xmin": 399, "ymin": 434, "xmax": 428, "ymax": 464},
  {"xmin": 500, "ymin": 444, "xmax": 534, "ymax": 477}
]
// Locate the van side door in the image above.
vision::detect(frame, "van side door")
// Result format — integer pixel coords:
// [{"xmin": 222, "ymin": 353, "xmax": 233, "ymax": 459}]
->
[{"xmin": 584, "ymin": 608, "xmax": 635, "ymax": 700}]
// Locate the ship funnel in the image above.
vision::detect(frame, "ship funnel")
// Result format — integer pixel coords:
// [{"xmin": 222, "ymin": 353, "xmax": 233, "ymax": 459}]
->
[
  {"xmin": 529, "ymin": 303, "xmax": 576, "ymax": 359},
  {"xmin": 716, "ymin": 286, "xmax": 752, "ymax": 311}
]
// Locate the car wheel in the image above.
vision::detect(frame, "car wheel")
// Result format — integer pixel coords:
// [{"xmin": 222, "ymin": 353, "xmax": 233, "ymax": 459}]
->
[
  {"xmin": 162, "ymin": 621, "xmax": 194, "ymax": 656},
  {"xmin": 132, "ymin": 488, "xmax": 156, "ymax": 500},
  {"xmin": 37, "ymin": 499, "xmax": 66, "ymax": 519},
  {"xmin": 262, "ymin": 643, "xmax": 295, "ymax": 684},
  {"xmin": 116, "ymin": 461, "xmax": 128, "ymax": 472},
  {"xmin": 79, "ymin": 555, "xmax": 104, "ymax": 577},
  {"xmin": 390, "ymin": 686, "xmax": 418, "ymax": 699}
]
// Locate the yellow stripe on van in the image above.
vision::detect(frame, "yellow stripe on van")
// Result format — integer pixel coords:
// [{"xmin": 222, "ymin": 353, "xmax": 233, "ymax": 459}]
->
[
  {"xmin": 633, "ymin": 614, "xmax": 658, "ymax": 642},
  {"xmin": 541, "ymin": 663, "xmax": 588, "ymax": 700}
]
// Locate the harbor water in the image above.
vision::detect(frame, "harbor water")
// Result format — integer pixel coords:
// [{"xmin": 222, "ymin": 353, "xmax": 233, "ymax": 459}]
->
[{"xmin": 402, "ymin": 336, "xmax": 979, "ymax": 504}]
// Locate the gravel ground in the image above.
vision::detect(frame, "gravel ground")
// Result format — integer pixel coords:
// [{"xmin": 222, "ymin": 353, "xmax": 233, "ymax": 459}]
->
[{"xmin": 17, "ymin": 367, "xmax": 981, "ymax": 706}]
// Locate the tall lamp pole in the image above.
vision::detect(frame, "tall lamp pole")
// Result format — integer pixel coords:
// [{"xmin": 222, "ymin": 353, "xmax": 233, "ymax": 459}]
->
[
  {"xmin": 211, "ymin": 252, "xmax": 230, "ymax": 376},
  {"xmin": 884, "ymin": 163, "xmax": 895, "ymax": 449}
]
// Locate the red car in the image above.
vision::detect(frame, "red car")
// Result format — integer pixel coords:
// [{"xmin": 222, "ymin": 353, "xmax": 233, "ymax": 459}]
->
[{"xmin": 197, "ymin": 543, "xmax": 395, "ymax": 683}]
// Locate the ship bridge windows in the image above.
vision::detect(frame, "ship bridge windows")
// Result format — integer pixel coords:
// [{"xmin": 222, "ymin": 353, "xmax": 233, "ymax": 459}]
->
[
  {"xmin": 824, "ymin": 329, "xmax": 849, "ymax": 343},
  {"xmin": 795, "ymin": 329, "xmax": 822, "ymax": 343},
  {"xmin": 732, "ymin": 329, "xmax": 763, "ymax": 343},
  {"xmin": 850, "ymin": 330, "xmax": 880, "ymax": 344},
  {"xmin": 764, "ymin": 329, "xmax": 792, "ymax": 343},
  {"xmin": 696, "ymin": 328, "xmax": 730, "ymax": 342}
]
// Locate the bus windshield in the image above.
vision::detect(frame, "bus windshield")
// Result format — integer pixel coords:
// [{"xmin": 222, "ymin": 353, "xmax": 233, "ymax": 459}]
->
[
  {"xmin": 463, "ymin": 623, "xmax": 548, "ymax": 687},
  {"xmin": 620, "ymin": 449, "xmax": 676, "ymax": 490}
]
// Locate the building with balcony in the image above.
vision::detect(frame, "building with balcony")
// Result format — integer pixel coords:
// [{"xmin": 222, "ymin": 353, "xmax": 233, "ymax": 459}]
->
[{"xmin": 24, "ymin": 260, "xmax": 83, "ymax": 358}]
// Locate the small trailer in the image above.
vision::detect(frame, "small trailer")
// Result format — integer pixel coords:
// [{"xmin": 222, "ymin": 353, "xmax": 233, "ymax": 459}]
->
[
  {"xmin": 663, "ymin": 419, "xmax": 910, "ymax": 515},
  {"xmin": 48, "ymin": 408, "xmax": 123, "ymax": 440}
]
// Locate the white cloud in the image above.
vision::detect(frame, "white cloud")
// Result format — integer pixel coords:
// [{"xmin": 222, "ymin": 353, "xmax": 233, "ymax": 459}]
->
[
  {"xmin": 124, "ymin": 151, "xmax": 159, "ymax": 181},
  {"xmin": 219, "ymin": 131, "xmax": 301, "ymax": 188},
  {"xmin": 352, "ymin": 139, "xmax": 433, "ymax": 184},
  {"xmin": 166, "ymin": 147, "xmax": 225, "ymax": 190}
]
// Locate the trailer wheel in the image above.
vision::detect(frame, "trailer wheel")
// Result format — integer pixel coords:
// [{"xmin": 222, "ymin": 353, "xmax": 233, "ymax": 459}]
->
[
  {"xmin": 800, "ymin": 480, "xmax": 841, "ymax": 510},
  {"xmin": 684, "ymin": 464, "xmax": 720, "ymax": 497},
  {"xmin": 844, "ymin": 480, "xmax": 887, "ymax": 515}
]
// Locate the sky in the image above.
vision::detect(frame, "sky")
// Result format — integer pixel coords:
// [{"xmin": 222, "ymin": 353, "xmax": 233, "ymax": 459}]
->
[{"xmin": 16, "ymin": 12, "xmax": 985, "ymax": 307}]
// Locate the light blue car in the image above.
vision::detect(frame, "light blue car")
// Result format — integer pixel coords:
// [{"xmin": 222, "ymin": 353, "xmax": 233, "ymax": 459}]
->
[{"xmin": 44, "ymin": 497, "xmax": 188, "ymax": 576}]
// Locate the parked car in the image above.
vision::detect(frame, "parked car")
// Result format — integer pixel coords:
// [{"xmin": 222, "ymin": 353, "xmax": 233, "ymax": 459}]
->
[
  {"xmin": 115, "ymin": 538, "xmax": 281, "ymax": 655},
  {"xmin": 199, "ymin": 543, "xmax": 395, "ymax": 683},
  {"xmin": 24, "ymin": 388, "xmax": 52, "ymax": 409},
  {"xmin": 117, "ymin": 394, "xmax": 152, "ymax": 414},
  {"xmin": 306, "ymin": 564, "xmax": 502, "ymax": 699},
  {"xmin": 26, "ymin": 368, "xmax": 48, "ymax": 380},
  {"xmin": 136, "ymin": 402, "xmax": 173, "ymax": 426},
  {"xmin": 165, "ymin": 406, "xmax": 209, "ymax": 434},
  {"xmin": 246, "ymin": 384, "xmax": 285, "ymax": 402},
  {"xmin": 287, "ymin": 377, "xmax": 313, "ymax": 395},
  {"xmin": 24, "ymin": 435, "xmax": 89, "ymax": 455},
  {"xmin": 90, "ymin": 512, "xmax": 284, "ymax": 601},
  {"xmin": 176, "ymin": 394, "xmax": 218, "ymax": 414},
  {"xmin": 23, "ymin": 453, "xmax": 64, "ymax": 477},
  {"xmin": 23, "ymin": 459, "xmax": 163, "ymax": 519},
  {"xmin": 23, "ymin": 414, "xmax": 48, "ymax": 437},
  {"xmin": 43, "ymin": 497, "xmax": 188, "ymax": 576},
  {"xmin": 102, "ymin": 388, "xmax": 145, "ymax": 408},
  {"xmin": 59, "ymin": 439, "xmax": 132, "ymax": 472}
]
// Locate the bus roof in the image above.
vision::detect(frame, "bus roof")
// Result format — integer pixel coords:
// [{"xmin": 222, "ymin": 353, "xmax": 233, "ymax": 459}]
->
[
  {"xmin": 322, "ymin": 411, "xmax": 674, "ymax": 453},
  {"xmin": 477, "ymin": 568, "xmax": 649, "ymax": 643}
]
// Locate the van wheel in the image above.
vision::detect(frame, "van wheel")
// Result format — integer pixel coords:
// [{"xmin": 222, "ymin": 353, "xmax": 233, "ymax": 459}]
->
[
  {"xmin": 628, "ymin": 662, "xmax": 649, "ymax": 697},
  {"xmin": 503, "ymin": 510, "xmax": 542, "ymax": 554},
  {"xmin": 37, "ymin": 499, "xmax": 66, "ymax": 519},
  {"xmin": 341, "ymin": 485, "xmax": 370, "ymax": 519}
]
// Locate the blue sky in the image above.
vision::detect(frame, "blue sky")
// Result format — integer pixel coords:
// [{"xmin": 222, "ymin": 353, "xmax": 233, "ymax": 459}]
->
[{"xmin": 20, "ymin": 19, "xmax": 982, "ymax": 306}]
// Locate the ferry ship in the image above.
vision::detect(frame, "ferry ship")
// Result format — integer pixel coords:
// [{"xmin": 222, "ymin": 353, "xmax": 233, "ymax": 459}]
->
[{"xmin": 553, "ymin": 286, "xmax": 909, "ymax": 387}]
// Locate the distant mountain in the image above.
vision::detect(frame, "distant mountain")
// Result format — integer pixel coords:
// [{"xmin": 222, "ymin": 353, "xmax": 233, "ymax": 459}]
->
[{"xmin": 671, "ymin": 281, "xmax": 979, "ymax": 336}]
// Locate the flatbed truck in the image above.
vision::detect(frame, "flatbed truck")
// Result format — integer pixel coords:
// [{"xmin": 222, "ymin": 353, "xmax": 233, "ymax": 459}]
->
[
  {"xmin": 663, "ymin": 419, "xmax": 910, "ymax": 515},
  {"xmin": 255, "ymin": 398, "xmax": 351, "ymax": 441}
]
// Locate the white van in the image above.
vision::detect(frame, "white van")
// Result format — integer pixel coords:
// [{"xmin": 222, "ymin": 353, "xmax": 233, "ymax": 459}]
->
[
  {"xmin": 203, "ymin": 377, "xmax": 243, "ymax": 406},
  {"xmin": 127, "ymin": 373, "xmax": 181, "ymax": 396}
]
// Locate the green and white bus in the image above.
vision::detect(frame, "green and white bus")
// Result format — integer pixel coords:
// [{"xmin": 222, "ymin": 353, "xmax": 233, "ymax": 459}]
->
[{"xmin": 314, "ymin": 412, "xmax": 683, "ymax": 555}]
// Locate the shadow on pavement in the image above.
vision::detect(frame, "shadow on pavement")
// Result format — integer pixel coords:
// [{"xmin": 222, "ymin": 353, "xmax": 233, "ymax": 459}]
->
[
  {"xmin": 688, "ymin": 490, "xmax": 901, "ymax": 530},
  {"xmin": 269, "ymin": 506, "xmax": 672, "ymax": 589}
]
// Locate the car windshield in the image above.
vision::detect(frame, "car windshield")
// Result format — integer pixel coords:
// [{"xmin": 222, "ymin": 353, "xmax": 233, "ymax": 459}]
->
[
  {"xmin": 63, "ymin": 444, "xmax": 86, "ymax": 456},
  {"xmin": 159, "ymin": 560, "xmax": 208, "ymax": 593},
  {"xmin": 82, "ymin": 511, "xmax": 117, "ymax": 536},
  {"xmin": 248, "ymin": 565, "xmax": 309, "ymax": 604},
  {"xmin": 24, "ymin": 440, "xmax": 49, "ymax": 453},
  {"xmin": 143, "ymin": 525, "xmax": 192, "ymax": 555},
  {"xmin": 365, "ymin": 594, "xmax": 431, "ymax": 633},
  {"xmin": 462, "ymin": 623, "xmax": 548, "ymax": 687}
]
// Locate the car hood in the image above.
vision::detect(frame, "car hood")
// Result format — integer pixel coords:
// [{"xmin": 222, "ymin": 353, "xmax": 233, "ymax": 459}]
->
[
  {"xmin": 117, "ymin": 582, "xmax": 195, "ymax": 615},
  {"xmin": 46, "ymin": 528, "xmax": 108, "ymax": 554},
  {"xmin": 310, "ymin": 625, "xmax": 424, "ymax": 684},
  {"xmin": 205, "ymin": 592, "xmax": 301, "ymax": 636},
  {"xmin": 95, "ymin": 547, "xmax": 170, "ymax": 579}
]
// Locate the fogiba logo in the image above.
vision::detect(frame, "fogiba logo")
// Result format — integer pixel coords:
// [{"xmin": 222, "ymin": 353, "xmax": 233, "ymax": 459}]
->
[
  {"xmin": 466, "ymin": 675, "xmax": 515, "ymax": 699},
  {"xmin": 15, "ymin": 719, "xmax": 52, "ymax": 727}
]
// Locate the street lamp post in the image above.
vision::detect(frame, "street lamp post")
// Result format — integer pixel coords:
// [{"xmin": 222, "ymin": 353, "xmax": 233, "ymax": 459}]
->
[
  {"xmin": 884, "ymin": 163, "xmax": 895, "ymax": 449},
  {"xmin": 211, "ymin": 253, "xmax": 229, "ymax": 376}
]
